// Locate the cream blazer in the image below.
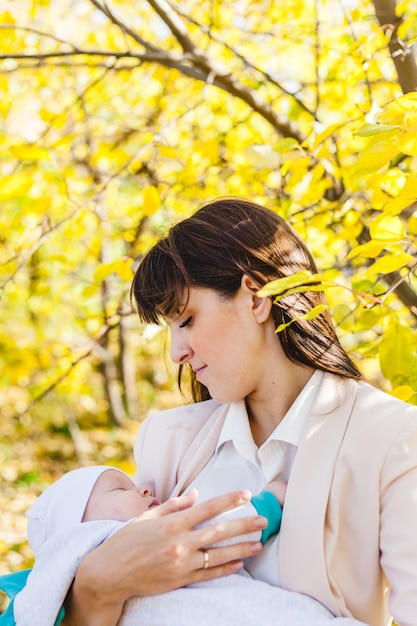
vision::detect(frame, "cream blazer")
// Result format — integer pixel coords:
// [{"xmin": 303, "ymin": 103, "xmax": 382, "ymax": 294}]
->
[{"xmin": 134, "ymin": 373, "xmax": 417, "ymax": 626}]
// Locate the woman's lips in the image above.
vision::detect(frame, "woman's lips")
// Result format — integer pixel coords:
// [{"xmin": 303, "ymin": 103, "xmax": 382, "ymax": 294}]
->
[{"xmin": 195, "ymin": 366, "xmax": 207, "ymax": 381}]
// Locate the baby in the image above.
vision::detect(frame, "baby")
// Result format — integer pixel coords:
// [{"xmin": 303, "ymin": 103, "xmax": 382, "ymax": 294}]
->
[{"xmin": 14, "ymin": 466, "xmax": 367, "ymax": 626}]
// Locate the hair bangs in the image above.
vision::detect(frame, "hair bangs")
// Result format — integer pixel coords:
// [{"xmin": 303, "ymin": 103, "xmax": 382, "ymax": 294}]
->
[{"xmin": 131, "ymin": 240, "xmax": 189, "ymax": 325}]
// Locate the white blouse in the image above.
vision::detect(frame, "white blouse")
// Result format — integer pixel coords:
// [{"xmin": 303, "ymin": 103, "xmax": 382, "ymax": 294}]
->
[{"xmin": 185, "ymin": 370, "xmax": 324, "ymax": 587}]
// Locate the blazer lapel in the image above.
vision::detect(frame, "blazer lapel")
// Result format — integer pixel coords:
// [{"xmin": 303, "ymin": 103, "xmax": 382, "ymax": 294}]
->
[
  {"xmin": 279, "ymin": 373, "xmax": 358, "ymax": 613},
  {"xmin": 172, "ymin": 403, "xmax": 230, "ymax": 496}
]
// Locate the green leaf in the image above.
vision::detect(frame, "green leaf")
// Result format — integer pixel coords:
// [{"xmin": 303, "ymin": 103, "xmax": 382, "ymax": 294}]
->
[
  {"xmin": 354, "ymin": 123, "xmax": 400, "ymax": 137},
  {"xmin": 275, "ymin": 304, "xmax": 328, "ymax": 332},
  {"xmin": 274, "ymin": 138, "xmax": 300, "ymax": 153},
  {"xmin": 379, "ymin": 315, "xmax": 417, "ymax": 386},
  {"xmin": 257, "ymin": 271, "xmax": 323, "ymax": 297}
]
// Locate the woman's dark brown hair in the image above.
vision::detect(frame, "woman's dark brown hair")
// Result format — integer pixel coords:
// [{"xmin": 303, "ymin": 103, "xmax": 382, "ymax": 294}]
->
[{"xmin": 131, "ymin": 197, "xmax": 362, "ymax": 401}]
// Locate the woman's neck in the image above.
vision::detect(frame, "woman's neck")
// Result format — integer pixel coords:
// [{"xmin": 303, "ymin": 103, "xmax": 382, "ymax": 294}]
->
[{"xmin": 246, "ymin": 364, "xmax": 315, "ymax": 447}]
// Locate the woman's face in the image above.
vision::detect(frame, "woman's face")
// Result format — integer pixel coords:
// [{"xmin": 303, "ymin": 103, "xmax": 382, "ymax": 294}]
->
[{"xmin": 166, "ymin": 283, "xmax": 278, "ymax": 404}]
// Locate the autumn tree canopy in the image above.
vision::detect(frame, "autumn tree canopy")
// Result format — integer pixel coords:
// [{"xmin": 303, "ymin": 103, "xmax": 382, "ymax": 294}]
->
[{"xmin": 1, "ymin": 0, "xmax": 416, "ymax": 444}]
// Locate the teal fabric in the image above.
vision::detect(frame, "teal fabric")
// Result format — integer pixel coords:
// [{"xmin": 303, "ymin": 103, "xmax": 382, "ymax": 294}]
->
[
  {"xmin": 0, "ymin": 570, "xmax": 31, "ymax": 626},
  {"xmin": 0, "ymin": 570, "xmax": 64, "ymax": 626},
  {"xmin": 250, "ymin": 491, "xmax": 283, "ymax": 543}
]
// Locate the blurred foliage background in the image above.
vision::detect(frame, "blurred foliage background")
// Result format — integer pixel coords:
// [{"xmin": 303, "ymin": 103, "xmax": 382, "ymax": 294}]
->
[{"xmin": 0, "ymin": 0, "xmax": 416, "ymax": 590}]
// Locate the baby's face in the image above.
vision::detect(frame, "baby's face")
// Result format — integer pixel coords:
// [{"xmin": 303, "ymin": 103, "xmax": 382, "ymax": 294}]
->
[{"xmin": 82, "ymin": 470, "xmax": 161, "ymax": 523}]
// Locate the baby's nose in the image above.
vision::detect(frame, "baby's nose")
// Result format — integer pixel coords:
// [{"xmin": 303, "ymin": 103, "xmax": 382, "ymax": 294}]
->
[{"xmin": 138, "ymin": 485, "xmax": 154, "ymax": 497}]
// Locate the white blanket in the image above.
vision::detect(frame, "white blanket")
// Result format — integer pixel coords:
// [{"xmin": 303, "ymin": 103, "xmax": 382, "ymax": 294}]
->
[
  {"xmin": 14, "ymin": 520, "xmax": 120, "ymax": 626},
  {"xmin": 14, "ymin": 520, "xmax": 368, "ymax": 626}
]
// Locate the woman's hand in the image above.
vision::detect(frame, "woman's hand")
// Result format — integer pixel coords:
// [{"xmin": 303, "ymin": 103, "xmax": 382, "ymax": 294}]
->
[{"xmin": 63, "ymin": 490, "xmax": 266, "ymax": 626}]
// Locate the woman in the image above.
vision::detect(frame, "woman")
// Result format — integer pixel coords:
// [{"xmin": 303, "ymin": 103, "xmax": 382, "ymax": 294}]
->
[{"xmin": 64, "ymin": 198, "xmax": 417, "ymax": 626}]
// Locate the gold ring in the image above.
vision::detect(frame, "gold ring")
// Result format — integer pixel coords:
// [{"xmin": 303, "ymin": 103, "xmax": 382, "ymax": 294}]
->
[{"xmin": 202, "ymin": 549, "xmax": 209, "ymax": 569}]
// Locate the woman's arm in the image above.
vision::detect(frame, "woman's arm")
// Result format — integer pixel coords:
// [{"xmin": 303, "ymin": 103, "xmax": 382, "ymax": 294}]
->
[{"xmin": 62, "ymin": 490, "xmax": 266, "ymax": 626}]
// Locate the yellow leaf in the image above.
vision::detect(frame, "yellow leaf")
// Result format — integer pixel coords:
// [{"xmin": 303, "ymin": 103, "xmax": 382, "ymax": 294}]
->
[
  {"xmin": 115, "ymin": 257, "xmax": 134, "ymax": 281},
  {"xmin": 390, "ymin": 385, "xmax": 415, "ymax": 402},
  {"xmin": 93, "ymin": 258, "xmax": 133, "ymax": 283},
  {"xmin": 53, "ymin": 134, "xmax": 78, "ymax": 149},
  {"xmin": 0, "ymin": 174, "xmax": 33, "ymax": 201},
  {"xmin": 346, "ymin": 240, "xmax": 386, "ymax": 260},
  {"xmin": 142, "ymin": 186, "xmax": 161, "ymax": 216},
  {"xmin": 82, "ymin": 285, "xmax": 99, "ymax": 298},
  {"xmin": 275, "ymin": 138, "xmax": 300, "ymax": 152},
  {"xmin": 364, "ymin": 251, "xmax": 414, "ymax": 275},
  {"xmin": 10, "ymin": 145, "xmax": 50, "ymax": 161},
  {"xmin": 313, "ymin": 123, "xmax": 343, "ymax": 148},
  {"xmin": 354, "ymin": 139, "xmax": 399, "ymax": 175},
  {"xmin": 93, "ymin": 261, "xmax": 120, "ymax": 282},
  {"xmin": 369, "ymin": 215, "xmax": 405, "ymax": 241},
  {"xmin": 200, "ymin": 138, "xmax": 220, "ymax": 162},
  {"xmin": 354, "ymin": 123, "xmax": 399, "ymax": 137},
  {"xmin": 402, "ymin": 111, "xmax": 417, "ymax": 133},
  {"xmin": 158, "ymin": 145, "xmax": 177, "ymax": 158},
  {"xmin": 275, "ymin": 304, "xmax": 328, "ymax": 332},
  {"xmin": 380, "ymin": 93, "xmax": 417, "ymax": 125},
  {"xmin": 396, "ymin": 130, "xmax": 417, "ymax": 156},
  {"xmin": 408, "ymin": 211, "xmax": 417, "ymax": 235},
  {"xmin": 383, "ymin": 175, "xmax": 417, "ymax": 215},
  {"xmin": 0, "ymin": 11, "xmax": 15, "ymax": 24},
  {"xmin": 383, "ymin": 194, "xmax": 414, "ymax": 215}
]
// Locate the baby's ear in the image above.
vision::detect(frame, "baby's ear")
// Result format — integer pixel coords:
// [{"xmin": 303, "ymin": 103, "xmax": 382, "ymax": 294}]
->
[{"xmin": 241, "ymin": 274, "xmax": 272, "ymax": 323}]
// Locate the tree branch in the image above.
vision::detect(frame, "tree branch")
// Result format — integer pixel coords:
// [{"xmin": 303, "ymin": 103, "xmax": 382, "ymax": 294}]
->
[
  {"xmin": 87, "ymin": 0, "xmax": 161, "ymax": 53},
  {"xmin": 145, "ymin": 0, "xmax": 307, "ymax": 141},
  {"xmin": 372, "ymin": 0, "xmax": 417, "ymax": 93},
  {"xmin": 171, "ymin": 4, "xmax": 317, "ymax": 118},
  {"xmin": 13, "ymin": 319, "xmax": 119, "ymax": 421}
]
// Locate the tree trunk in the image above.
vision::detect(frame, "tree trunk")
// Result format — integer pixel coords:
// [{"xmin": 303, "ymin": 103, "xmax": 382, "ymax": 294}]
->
[{"xmin": 372, "ymin": 0, "xmax": 417, "ymax": 93}]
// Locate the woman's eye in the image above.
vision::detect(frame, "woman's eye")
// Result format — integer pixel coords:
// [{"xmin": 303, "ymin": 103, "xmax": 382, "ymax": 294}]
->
[{"xmin": 179, "ymin": 316, "xmax": 192, "ymax": 328}]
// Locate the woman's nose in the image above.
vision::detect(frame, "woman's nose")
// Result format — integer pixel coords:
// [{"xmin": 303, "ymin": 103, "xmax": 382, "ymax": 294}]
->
[
  {"xmin": 170, "ymin": 329, "xmax": 193, "ymax": 364},
  {"xmin": 138, "ymin": 485, "xmax": 154, "ymax": 497}
]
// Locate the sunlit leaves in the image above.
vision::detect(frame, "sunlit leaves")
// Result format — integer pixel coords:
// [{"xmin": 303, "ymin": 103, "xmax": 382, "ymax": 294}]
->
[
  {"xmin": 379, "ymin": 314, "xmax": 417, "ymax": 392},
  {"xmin": 142, "ymin": 186, "xmax": 161, "ymax": 216},
  {"xmin": 0, "ymin": 0, "xmax": 416, "ymax": 576},
  {"xmin": 369, "ymin": 215, "xmax": 406, "ymax": 242},
  {"xmin": 0, "ymin": 1, "xmax": 415, "ymax": 413},
  {"xmin": 93, "ymin": 257, "xmax": 134, "ymax": 282},
  {"xmin": 363, "ymin": 251, "xmax": 415, "ymax": 276},
  {"xmin": 0, "ymin": 174, "xmax": 33, "ymax": 201}
]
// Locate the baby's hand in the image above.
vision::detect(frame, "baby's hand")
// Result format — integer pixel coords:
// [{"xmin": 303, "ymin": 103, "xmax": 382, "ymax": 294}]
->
[{"xmin": 263, "ymin": 480, "xmax": 287, "ymax": 507}]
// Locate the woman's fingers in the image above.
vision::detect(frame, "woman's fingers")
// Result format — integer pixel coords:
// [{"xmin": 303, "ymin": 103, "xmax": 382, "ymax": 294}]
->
[
  {"xmin": 187, "ymin": 541, "xmax": 262, "ymax": 584},
  {"xmin": 147, "ymin": 490, "xmax": 199, "ymax": 518},
  {"xmin": 198, "ymin": 540, "xmax": 262, "ymax": 570},
  {"xmin": 147, "ymin": 490, "xmax": 266, "ymax": 566},
  {"xmin": 180, "ymin": 490, "xmax": 253, "ymax": 527},
  {"xmin": 193, "ymin": 513, "xmax": 266, "ymax": 549}
]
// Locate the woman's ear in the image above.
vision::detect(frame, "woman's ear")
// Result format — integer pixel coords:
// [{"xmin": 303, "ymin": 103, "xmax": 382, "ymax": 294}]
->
[{"xmin": 240, "ymin": 274, "xmax": 272, "ymax": 323}]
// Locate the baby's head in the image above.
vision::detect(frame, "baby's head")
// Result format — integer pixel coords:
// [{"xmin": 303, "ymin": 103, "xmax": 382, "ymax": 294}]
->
[
  {"xmin": 27, "ymin": 466, "xmax": 160, "ymax": 557},
  {"xmin": 82, "ymin": 468, "xmax": 160, "ymax": 522}
]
